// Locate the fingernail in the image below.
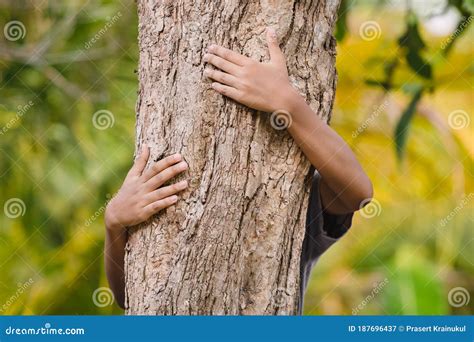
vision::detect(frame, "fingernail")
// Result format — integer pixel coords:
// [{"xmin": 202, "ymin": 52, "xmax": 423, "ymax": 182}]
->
[
  {"xmin": 171, "ymin": 195, "xmax": 178, "ymax": 203},
  {"xmin": 180, "ymin": 161, "xmax": 188, "ymax": 170},
  {"xmin": 203, "ymin": 54, "xmax": 210, "ymax": 62},
  {"xmin": 180, "ymin": 180, "xmax": 188, "ymax": 188},
  {"xmin": 208, "ymin": 44, "xmax": 216, "ymax": 52},
  {"xmin": 174, "ymin": 153, "xmax": 182, "ymax": 161},
  {"xmin": 204, "ymin": 69, "xmax": 210, "ymax": 76}
]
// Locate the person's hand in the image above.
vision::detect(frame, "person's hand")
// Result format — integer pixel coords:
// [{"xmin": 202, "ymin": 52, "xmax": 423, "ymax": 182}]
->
[
  {"xmin": 105, "ymin": 145, "xmax": 188, "ymax": 231},
  {"xmin": 203, "ymin": 27, "xmax": 296, "ymax": 113}
]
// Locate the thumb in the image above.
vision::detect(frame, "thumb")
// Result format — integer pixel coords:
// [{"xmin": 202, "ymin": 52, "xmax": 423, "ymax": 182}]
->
[
  {"xmin": 266, "ymin": 27, "xmax": 285, "ymax": 66},
  {"xmin": 129, "ymin": 144, "xmax": 150, "ymax": 176}
]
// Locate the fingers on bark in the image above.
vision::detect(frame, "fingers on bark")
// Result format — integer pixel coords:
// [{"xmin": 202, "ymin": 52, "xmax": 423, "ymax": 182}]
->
[
  {"xmin": 142, "ymin": 153, "xmax": 183, "ymax": 181},
  {"xmin": 144, "ymin": 195, "xmax": 179, "ymax": 217},
  {"xmin": 211, "ymin": 82, "xmax": 241, "ymax": 101},
  {"xmin": 204, "ymin": 53, "xmax": 240, "ymax": 75},
  {"xmin": 147, "ymin": 180, "xmax": 188, "ymax": 203},
  {"xmin": 146, "ymin": 161, "xmax": 188, "ymax": 189},
  {"xmin": 129, "ymin": 145, "xmax": 150, "ymax": 176},
  {"xmin": 207, "ymin": 44, "xmax": 249, "ymax": 66},
  {"xmin": 266, "ymin": 27, "xmax": 286, "ymax": 67},
  {"xmin": 204, "ymin": 69, "xmax": 238, "ymax": 88}
]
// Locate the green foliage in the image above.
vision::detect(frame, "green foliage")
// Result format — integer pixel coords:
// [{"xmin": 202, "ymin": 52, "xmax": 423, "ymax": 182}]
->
[
  {"xmin": 384, "ymin": 246, "xmax": 447, "ymax": 315},
  {"xmin": 342, "ymin": 1, "xmax": 473, "ymax": 158},
  {"xmin": 0, "ymin": 1, "xmax": 138, "ymax": 315},
  {"xmin": 304, "ymin": 0, "xmax": 473, "ymax": 315},
  {"xmin": 398, "ymin": 18, "xmax": 433, "ymax": 80},
  {"xmin": 335, "ymin": 0, "xmax": 349, "ymax": 42},
  {"xmin": 394, "ymin": 85, "xmax": 423, "ymax": 159}
]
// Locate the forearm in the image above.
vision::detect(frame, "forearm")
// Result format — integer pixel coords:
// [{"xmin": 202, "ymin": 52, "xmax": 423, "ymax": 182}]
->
[
  {"xmin": 104, "ymin": 223, "xmax": 127, "ymax": 309},
  {"xmin": 285, "ymin": 93, "xmax": 373, "ymax": 213}
]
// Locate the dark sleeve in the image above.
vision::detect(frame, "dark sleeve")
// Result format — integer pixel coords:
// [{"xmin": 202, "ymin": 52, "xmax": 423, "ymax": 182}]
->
[
  {"xmin": 301, "ymin": 168, "xmax": 354, "ymax": 264},
  {"xmin": 298, "ymin": 169, "xmax": 354, "ymax": 314},
  {"xmin": 322, "ymin": 207, "xmax": 353, "ymax": 239}
]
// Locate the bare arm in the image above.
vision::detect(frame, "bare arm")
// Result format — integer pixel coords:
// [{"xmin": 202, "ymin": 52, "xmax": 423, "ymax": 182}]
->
[
  {"xmin": 284, "ymin": 94, "xmax": 373, "ymax": 213},
  {"xmin": 104, "ymin": 146, "xmax": 189, "ymax": 309},
  {"xmin": 203, "ymin": 28, "xmax": 372, "ymax": 213},
  {"xmin": 104, "ymin": 223, "xmax": 127, "ymax": 308}
]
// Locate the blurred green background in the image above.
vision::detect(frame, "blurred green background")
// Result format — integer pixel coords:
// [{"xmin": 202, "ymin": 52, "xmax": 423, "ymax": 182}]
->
[{"xmin": 0, "ymin": 0, "xmax": 472, "ymax": 315}]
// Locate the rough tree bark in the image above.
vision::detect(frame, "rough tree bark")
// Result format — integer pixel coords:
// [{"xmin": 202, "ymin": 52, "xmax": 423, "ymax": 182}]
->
[{"xmin": 125, "ymin": 0, "xmax": 340, "ymax": 315}]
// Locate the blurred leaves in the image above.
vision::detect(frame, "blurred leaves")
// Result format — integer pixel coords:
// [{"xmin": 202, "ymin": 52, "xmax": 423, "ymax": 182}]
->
[
  {"xmin": 335, "ymin": 0, "xmax": 349, "ymax": 42},
  {"xmin": 360, "ymin": 2, "xmax": 472, "ymax": 158},
  {"xmin": 0, "ymin": 0, "xmax": 138, "ymax": 314},
  {"xmin": 394, "ymin": 85, "xmax": 423, "ymax": 159},
  {"xmin": 384, "ymin": 246, "xmax": 447, "ymax": 315},
  {"xmin": 304, "ymin": 0, "xmax": 473, "ymax": 315}
]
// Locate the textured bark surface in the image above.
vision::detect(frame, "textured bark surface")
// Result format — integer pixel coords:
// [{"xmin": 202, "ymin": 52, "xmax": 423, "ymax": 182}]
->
[{"xmin": 125, "ymin": 0, "xmax": 340, "ymax": 315}]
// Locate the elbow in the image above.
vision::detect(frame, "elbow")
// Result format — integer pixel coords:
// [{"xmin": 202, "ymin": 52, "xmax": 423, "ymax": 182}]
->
[{"xmin": 349, "ymin": 178, "xmax": 374, "ymax": 212}]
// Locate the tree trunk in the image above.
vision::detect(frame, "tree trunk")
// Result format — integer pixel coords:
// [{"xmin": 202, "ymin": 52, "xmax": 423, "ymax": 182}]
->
[{"xmin": 125, "ymin": 0, "xmax": 340, "ymax": 315}]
